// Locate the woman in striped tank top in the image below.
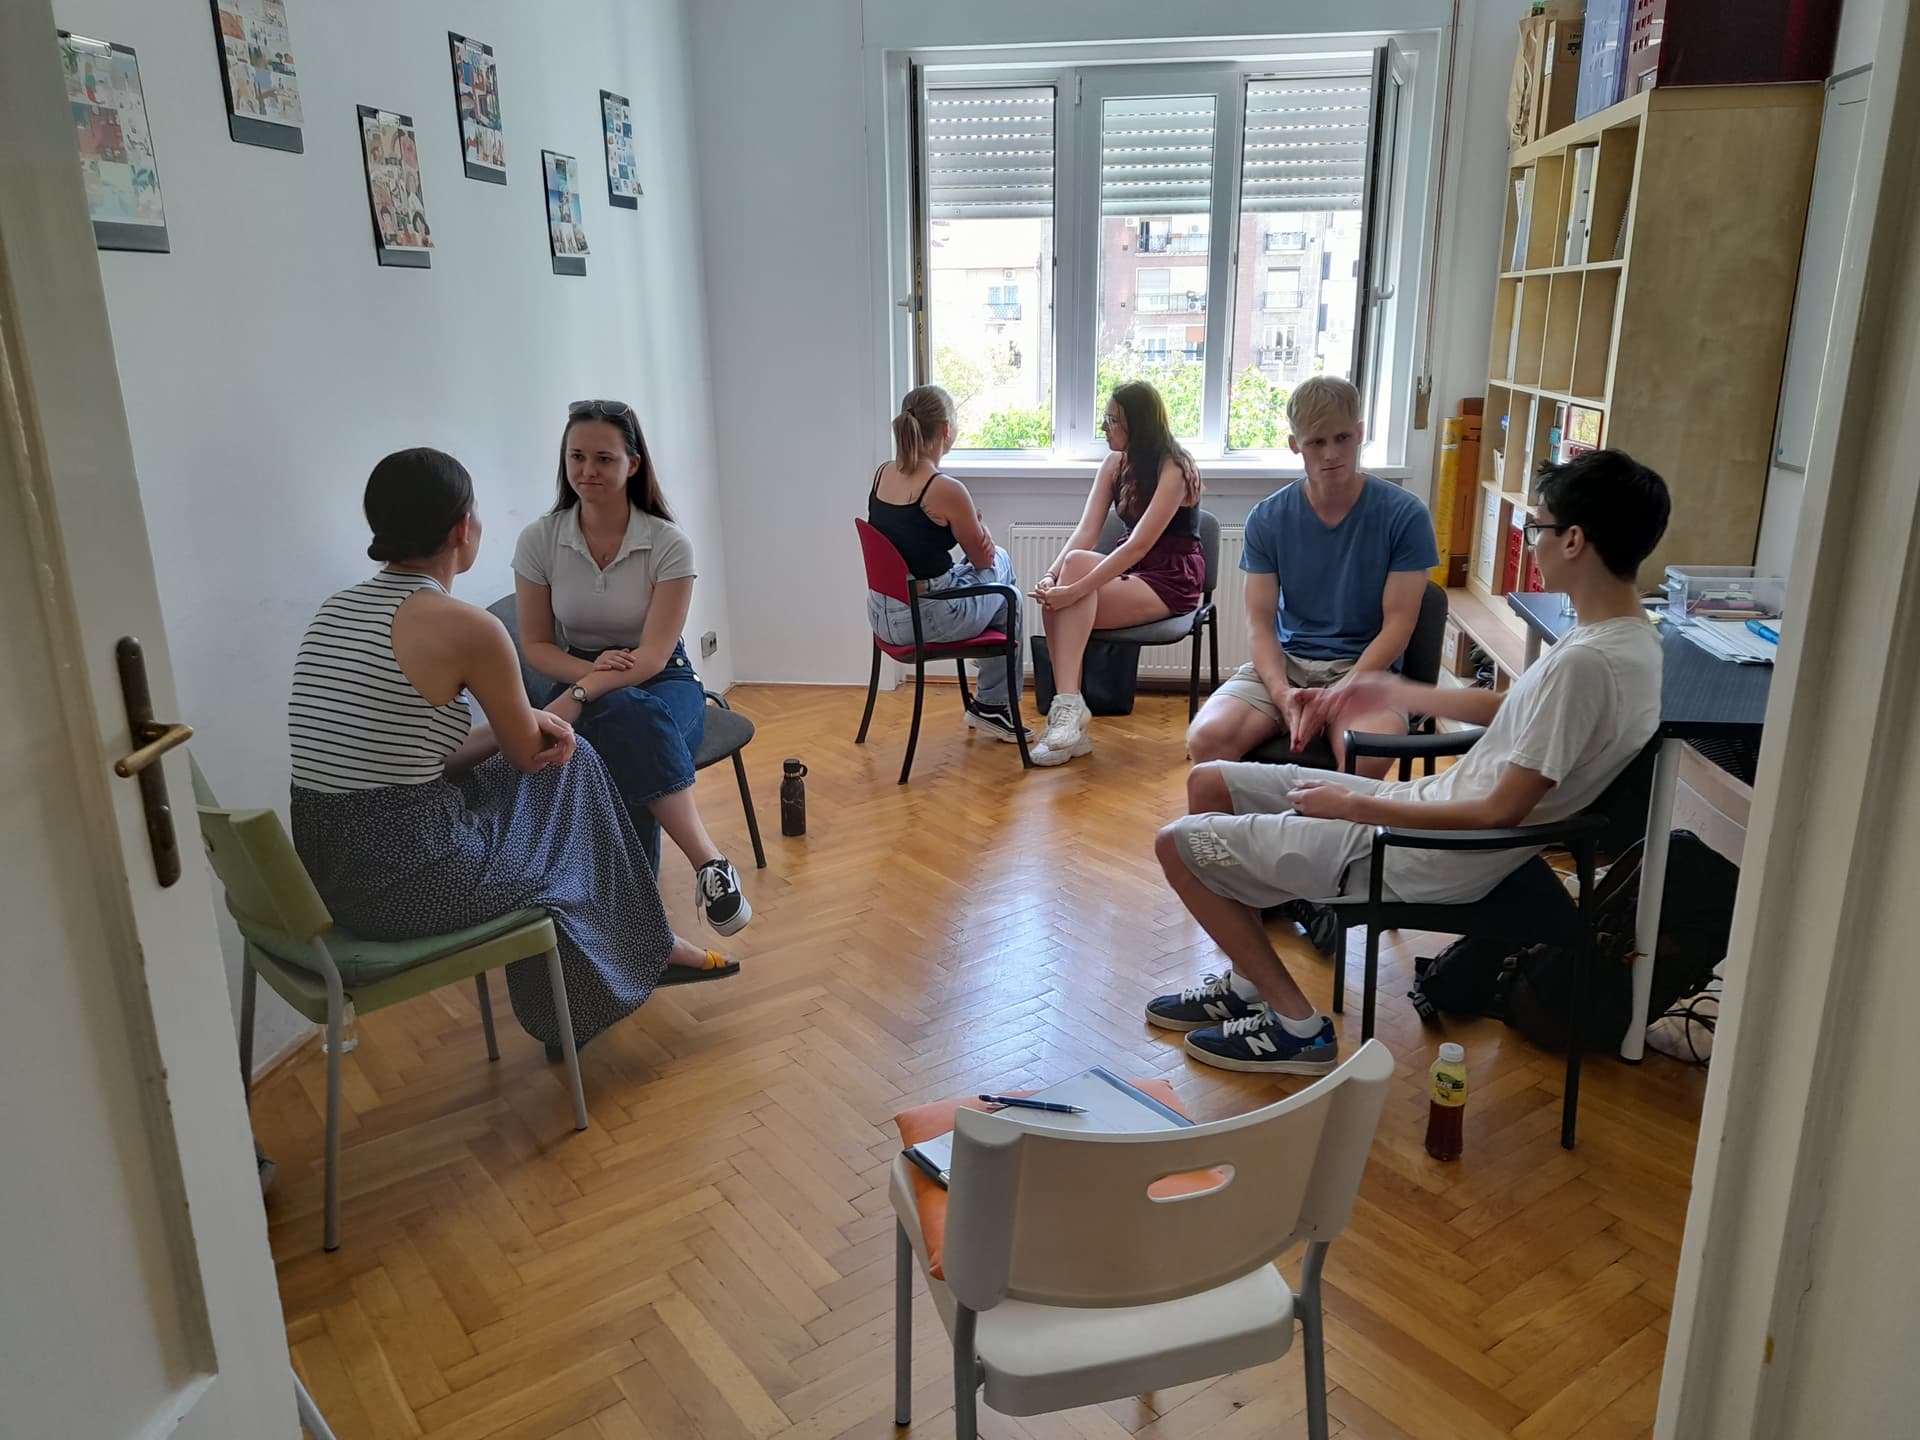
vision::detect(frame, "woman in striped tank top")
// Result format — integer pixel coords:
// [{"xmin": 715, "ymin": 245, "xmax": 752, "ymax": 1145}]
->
[{"xmin": 290, "ymin": 447, "xmax": 738, "ymax": 1058}]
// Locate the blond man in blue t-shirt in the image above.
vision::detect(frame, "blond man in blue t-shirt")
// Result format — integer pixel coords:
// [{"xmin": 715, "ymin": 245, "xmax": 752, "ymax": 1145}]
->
[{"xmin": 1186, "ymin": 377, "xmax": 1438, "ymax": 777}]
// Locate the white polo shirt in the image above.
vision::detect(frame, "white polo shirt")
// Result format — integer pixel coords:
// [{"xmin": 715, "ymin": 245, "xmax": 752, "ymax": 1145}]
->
[{"xmin": 512, "ymin": 505, "xmax": 697, "ymax": 652}]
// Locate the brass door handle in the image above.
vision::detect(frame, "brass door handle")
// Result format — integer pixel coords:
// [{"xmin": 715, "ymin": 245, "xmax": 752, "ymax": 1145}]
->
[
  {"xmin": 113, "ymin": 636, "xmax": 188, "ymax": 887},
  {"xmin": 114, "ymin": 721, "xmax": 194, "ymax": 778}
]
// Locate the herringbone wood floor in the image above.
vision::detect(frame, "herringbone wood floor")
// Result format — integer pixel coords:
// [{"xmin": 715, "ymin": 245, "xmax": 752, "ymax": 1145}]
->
[{"xmin": 258, "ymin": 686, "xmax": 1708, "ymax": 1440}]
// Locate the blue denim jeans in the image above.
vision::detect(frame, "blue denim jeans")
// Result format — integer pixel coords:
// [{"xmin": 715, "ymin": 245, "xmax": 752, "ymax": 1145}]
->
[
  {"xmin": 550, "ymin": 641, "xmax": 706, "ymax": 870},
  {"xmin": 866, "ymin": 546, "xmax": 1024, "ymax": 709}
]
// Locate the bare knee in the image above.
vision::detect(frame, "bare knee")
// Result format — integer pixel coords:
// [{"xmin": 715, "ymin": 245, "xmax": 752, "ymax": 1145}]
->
[
  {"xmin": 1186, "ymin": 715, "xmax": 1241, "ymax": 764},
  {"xmin": 1057, "ymin": 549, "xmax": 1102, "ymax": 583},
  {"xmin": 1186, "ymin": 761, "xmax": 1233, "ymax": 815},
  {"xmin": 1153, "ymin": 822, "xmax": 1185, "ymax": 877}
]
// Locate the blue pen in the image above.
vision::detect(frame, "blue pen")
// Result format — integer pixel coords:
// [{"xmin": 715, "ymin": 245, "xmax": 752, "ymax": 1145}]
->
[
  {"xmin": 1746, "ymin": 619, "xmax": 1780, "ymax": 644},
  {"xmin": 979, "ymin": 1095, "xmax": 1087, "ymax": 1114}
]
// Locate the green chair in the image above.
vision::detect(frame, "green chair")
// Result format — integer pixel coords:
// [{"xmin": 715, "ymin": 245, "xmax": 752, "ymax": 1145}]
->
[{"xmin": 190, "ymin": 760, "xmax": 588, "ymax": 1252}]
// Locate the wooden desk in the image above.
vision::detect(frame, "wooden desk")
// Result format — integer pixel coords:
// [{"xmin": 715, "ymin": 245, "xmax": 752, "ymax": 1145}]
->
[{"xmin": 1507, "ymin": 590, "xmax": 1770, "ymax": 1061}]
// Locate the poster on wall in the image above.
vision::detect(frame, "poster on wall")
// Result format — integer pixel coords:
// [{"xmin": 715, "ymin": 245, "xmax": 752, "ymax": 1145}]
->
[
  {"xmin": 543, "ymin": 150, "xmax": 590, "ymax": 276},
  {"xmin": 599, "ymin": 89, "xmax": 640, "ymax": 208},
  {"xmin": 58, "ymin": 33, "xmax": 169, "ymax": 253},
  {"xmin": 357, "ymin": 107, "xmax": 432, "ymax": 269},
  {"xmin": 448, "ymin": 32, "xmax": 505, "ymax": 185},
  {"xmin": 208, "ymin": 0, "xmax": 304, "ymax": 152}
]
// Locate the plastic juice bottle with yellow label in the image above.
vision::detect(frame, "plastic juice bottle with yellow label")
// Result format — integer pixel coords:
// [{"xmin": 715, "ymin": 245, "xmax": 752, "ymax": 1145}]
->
[{"xmin": 1425, "ymin": 1043, "xmax": 1467, "ymax": 1161}]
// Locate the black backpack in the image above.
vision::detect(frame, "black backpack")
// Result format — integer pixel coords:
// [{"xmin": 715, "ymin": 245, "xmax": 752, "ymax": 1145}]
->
[{"xmin": 1507, "ymin": 832, "xmax": 1739, "ymax": 1053}]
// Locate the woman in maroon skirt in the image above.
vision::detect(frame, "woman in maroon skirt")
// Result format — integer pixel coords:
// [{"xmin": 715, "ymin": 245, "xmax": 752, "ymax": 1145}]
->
[{"xmin": 1031, "ymin": 380, "xmax": 1204, "ymax": 765}]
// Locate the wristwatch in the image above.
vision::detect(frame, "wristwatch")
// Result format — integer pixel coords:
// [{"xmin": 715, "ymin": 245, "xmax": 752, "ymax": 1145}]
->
[{"xmin": 569, "ymin": 684, "xmax": 589, "ymax": 705}]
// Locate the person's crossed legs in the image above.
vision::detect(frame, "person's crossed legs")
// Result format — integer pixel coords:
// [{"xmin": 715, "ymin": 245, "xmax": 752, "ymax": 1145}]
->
[{"xmin": 1148, "ymin": 761, "xmax": 1382, "ymax": 1074}]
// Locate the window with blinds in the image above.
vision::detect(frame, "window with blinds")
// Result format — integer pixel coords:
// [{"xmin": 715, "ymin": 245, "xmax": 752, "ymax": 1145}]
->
[
  {"xmin": 922, "ymin": 86, "xmax": 1057, "ymax": 450},
  {"xmin": 912, "ymin": 56, "xmax": 1397, "ymax": 457}
]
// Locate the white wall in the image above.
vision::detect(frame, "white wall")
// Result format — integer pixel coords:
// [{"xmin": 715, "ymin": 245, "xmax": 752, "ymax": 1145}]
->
[
  {"xmin": 691, "ymin": 0, "xmax": 1529, "ymax": 685},
  {"xmin": 55, "ymin": 0, "xmax": 733, "ymax": 1068}
]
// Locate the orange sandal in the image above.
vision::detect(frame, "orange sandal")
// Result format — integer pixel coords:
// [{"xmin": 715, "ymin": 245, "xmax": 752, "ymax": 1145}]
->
[{"xmin": 658, "ymin": 950, "xmax": 740, "ymax": 986}]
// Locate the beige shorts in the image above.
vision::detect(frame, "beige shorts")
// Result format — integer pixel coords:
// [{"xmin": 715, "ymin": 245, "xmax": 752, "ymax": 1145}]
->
[
  {"xmin": 1212, "ymin": 656, "xmax": 1357, "ymax": 725},
  {"xmin": 1169, "ymin": 763, "xmax": 1383, "ymax": 907}
]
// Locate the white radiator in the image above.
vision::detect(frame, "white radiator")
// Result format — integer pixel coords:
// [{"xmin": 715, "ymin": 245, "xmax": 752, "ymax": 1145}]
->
[{"xmin": 1007, "ymin": 523, "xmax": 1250, "ymax": 681}]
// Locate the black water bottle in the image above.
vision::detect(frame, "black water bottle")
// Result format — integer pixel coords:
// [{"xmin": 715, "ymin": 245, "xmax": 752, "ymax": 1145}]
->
[{"xmin": 780, "ymin": 759, "xmax": 808, "ymax": 836}]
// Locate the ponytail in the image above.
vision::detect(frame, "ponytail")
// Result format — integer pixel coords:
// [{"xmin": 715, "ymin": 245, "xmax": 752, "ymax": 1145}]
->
[
  {"xmin": 891, "ymin": 384, "xmax": 956, "ymax": 473},
  {"xmin": 893, "ymin": 410, "xmax": 926, "ymax": 471}
]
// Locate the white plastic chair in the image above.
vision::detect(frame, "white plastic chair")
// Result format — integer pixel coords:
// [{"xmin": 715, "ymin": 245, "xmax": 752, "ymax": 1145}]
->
[{"xmin": 890, "ymin": 1040, "xmax": 1393, "ymax": 1440}]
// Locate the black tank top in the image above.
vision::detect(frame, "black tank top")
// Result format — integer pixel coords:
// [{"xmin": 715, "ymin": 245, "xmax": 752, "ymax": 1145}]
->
[{"xmin": 868, "ymin": 466, "xmax": 957, "ymax": 581}]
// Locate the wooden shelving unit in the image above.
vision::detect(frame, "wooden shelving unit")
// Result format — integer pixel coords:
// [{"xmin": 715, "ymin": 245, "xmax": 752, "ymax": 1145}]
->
[{"xmin": 1446, "ymin": 82, "xmax": 1823, "ymax": 681}]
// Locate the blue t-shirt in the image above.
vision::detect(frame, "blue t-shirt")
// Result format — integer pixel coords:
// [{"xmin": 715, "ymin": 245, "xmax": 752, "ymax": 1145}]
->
[{"xmin": 1240, "ymin": 475, "xmax": 1439, "ymax": 661}]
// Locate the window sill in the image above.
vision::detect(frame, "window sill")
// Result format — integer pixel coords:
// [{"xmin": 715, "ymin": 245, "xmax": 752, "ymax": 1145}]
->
[{"xmin": 942, "ymin": 454, "xmax": 1411, "ymax": 494}]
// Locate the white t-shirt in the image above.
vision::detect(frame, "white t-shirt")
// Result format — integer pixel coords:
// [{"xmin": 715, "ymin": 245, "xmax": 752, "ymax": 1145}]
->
[
  {"xmin": 512, "ymin": 506, "xmax": 696, "ymax": 652},
  {"xmin": 1379, "ymin": 616, "xmax": 1663, "ymax": 902}
]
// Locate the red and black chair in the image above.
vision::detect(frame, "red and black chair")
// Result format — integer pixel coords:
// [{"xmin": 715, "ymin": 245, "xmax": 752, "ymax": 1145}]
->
[{"xmin": 854, "ymin": 518, "xmax": 1034, "ymax": 784}]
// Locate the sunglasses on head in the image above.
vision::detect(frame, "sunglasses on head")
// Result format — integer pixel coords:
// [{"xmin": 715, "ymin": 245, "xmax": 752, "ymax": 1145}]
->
[{"xmin": 568, "ymin": 399, "xmax": 632, "ymax": 419}]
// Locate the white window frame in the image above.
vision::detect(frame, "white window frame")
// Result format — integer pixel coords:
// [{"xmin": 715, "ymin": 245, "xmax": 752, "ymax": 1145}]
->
[{"xmin": 881, "ymin": 34, "xmax": 1442, "ymax": 481}]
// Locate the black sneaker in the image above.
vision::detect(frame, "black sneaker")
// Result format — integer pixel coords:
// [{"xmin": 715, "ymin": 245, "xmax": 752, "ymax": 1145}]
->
[
  {"xmin": 964, "ymin": 701, "xmax": 1034, "ymax": 744},
  {"xmin": 696, "ymin": 858, "xmax": 752, "ymax": 935},
  {"xmin": 1299, "ymin": 901, "xmax": 1341, "ymax": 958},
  {"xmin": 1145, "ymin": 972, "xmax": 1263, "ymax": 1032},
  {"xmin": 1184, "ymin": 1012, "xmax": 1339, "ymax": 1075}
]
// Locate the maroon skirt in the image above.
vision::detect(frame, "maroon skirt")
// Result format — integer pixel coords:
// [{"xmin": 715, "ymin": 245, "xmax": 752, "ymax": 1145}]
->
[{"xmin": 1124, "ymin": 529, "xmax": 1205, "ymax": 615}]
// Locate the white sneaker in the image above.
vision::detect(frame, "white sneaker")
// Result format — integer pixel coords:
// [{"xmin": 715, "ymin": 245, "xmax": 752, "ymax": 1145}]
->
[
  {"xmin": 1032, "ymin": 694, "xmax": 1090, "ymax": 766},
  {"xmin": 1040, "ymin": 693, "xmax": 1088, "ymax": 751}
]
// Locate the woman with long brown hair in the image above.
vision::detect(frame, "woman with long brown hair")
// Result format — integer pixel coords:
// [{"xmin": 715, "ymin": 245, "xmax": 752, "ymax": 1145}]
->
[
  {"xmin": 1030, "ymin": 380, "xmax": 1203, "ymax": 765},
  {"xmin": 514, "ymin": 399, "xmax": 752, "ymax": 936}
]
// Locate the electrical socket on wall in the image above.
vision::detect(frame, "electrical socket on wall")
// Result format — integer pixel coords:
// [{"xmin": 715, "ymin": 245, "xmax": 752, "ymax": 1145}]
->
[{"xmin": 701, "ymin": 630, "xmax": 718, "ymax": 659}]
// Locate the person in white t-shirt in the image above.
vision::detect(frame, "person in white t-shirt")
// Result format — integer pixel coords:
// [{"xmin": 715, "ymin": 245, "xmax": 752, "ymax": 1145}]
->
[{"xmin": 1148, "ymin": 449, "xmax": 1670, "ymax": 1076}]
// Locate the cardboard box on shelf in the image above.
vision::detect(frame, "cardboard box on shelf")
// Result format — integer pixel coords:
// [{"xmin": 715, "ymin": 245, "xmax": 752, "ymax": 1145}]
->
[{"xmin": 1537, "ymin": 19, "xmax": 1585, "ymax": 141}]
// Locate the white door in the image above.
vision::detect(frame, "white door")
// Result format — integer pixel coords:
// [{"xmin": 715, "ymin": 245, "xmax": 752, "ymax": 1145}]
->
[{"xmin": 0, "ymin": 5, "xmax": 294, "ymax": 1437}]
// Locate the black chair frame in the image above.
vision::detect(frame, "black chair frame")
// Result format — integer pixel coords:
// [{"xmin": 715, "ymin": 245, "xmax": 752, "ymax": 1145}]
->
[
  {"xmin": 856, "ymin": 579, "xmax": 1033, "ymax": 785},
  {"xmin": 1328, "ymin": 726, "xmax": 1609, "ymax": 1149},
  {"xmin": 701, "ymin": 691, "xmax": 767, "ymax": 869}
]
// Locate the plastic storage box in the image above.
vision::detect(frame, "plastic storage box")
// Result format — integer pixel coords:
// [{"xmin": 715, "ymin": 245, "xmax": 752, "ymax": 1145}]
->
[{"xmin": 1664, "ymin": 565, "xmax": 1786, "ymax": 620}]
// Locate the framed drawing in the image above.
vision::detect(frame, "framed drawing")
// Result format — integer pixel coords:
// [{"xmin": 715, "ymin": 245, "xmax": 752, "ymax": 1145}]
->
[
  {"xmin": 599, "ymin": 89, "xmax": 640, "ymax": 208},
  {"xmin": 208, "ymin": 0, "xmax": 304, "ymax": 152},
  {"xmin": 357, "ymin": 107, "xmax": 432, "ymax": 269},
  {"xmin": 448, "ymin": 32, "xmax": 505, "ymax": 184},
  {"xmin": 543, "ymin": 150, "xmax": 589, "ymax": 276},
  {"xmin": 58, "ymin": 33, "xmax": 169, "ymax": 253}
]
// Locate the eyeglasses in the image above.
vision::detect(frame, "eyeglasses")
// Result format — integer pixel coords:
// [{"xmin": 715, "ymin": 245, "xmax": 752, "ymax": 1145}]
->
[
  {"xmin": 568, "ymin": 399, "xmax": 632, "ymax": 419},
  {"xmin": 1100, "ymin": 414, "xmax": 1122, "ymax": 431},
  {"xmin": 1522, "ymin": 520, "xmax": 1571, "ymax": 546}
]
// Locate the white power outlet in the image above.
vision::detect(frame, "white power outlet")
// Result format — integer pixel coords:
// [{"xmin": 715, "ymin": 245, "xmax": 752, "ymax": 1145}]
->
[{"xmin": 700, "ymin": 630, "xmax": 718, "ymax": 659}]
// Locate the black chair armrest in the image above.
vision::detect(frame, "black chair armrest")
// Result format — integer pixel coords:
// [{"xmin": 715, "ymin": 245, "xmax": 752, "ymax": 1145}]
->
[
  {"xmin": 706, "ymin": 689, "xmax": 731, "ymax": 710},
  {"xmin": 923, "ymin": 581, "xmax": 1020, "ymax": 606},
  {"xmin": 1372, "ymin": 810, "xmax": 1610, "ymax": 853},
  {"xmin": 1343, "ymin": 726, "xmax": 1486, "ymax": 768}
]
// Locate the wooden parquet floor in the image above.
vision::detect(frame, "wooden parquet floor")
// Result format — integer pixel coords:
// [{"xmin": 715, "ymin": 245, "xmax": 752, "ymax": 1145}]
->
[{"xmin": 257, "ymin": 686, "xmax": 1709, "ymax": 1440}]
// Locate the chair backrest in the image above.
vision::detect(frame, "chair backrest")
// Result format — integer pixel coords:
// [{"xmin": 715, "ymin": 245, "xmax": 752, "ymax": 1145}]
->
[
  {"xmin": 194, "ymin": 795, "xmax": 333, "ymax": 946},
  {"xmin": 485, "ymin": 594, "xmax": 550, "ymax": 704},
  {"xmin": 941, "ymin": 1039, "xmax": 1393, "ymax": 1313},
  {"xmin": 1590, "ymin": 735, "xmax": 1660, "ymax": 858},
  {"xmin": 855, "ymin": 517, "xmax": 914, "ymax": 604},
  {"xmin": 1401, "ymin": 582, "xmax": 1450, "ymax": 685},
  {"xmin": 1097, "ymin": 506, "xmax": 1220, "ymax": 597}
]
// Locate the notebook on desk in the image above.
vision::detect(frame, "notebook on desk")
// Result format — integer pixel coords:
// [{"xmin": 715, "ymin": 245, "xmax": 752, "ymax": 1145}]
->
[{"xmin": 903, "ymin": 1067, "xmax": 1194, "ymax": 1189}]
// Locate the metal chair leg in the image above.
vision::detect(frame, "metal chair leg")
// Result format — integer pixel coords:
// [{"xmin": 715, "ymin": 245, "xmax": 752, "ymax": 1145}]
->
[
  {"xmin": 1188, "ymin": 627, "xmax": 1203, "ymax": 719},
  {"xmin": 1209, "ymin": 610, "xmax": 1220, "ymax": 687},
  {"xmin": 239, "ymin": 959, "xmax": 258, "ymax": 1102},
  {"xmin": 954, "ymin": 656, "xmax": 972, "ymax": 706},
  {"xmin": 952, "ymin": 1307, "xmax": 979, "ymax": 1440},
  {"xmin": 322, "ymin": 1003, "xmax": 342, "ymax": 1253},
  {"xmin": 294, "ymin": 1370, "xmax": 338, "ymax": 1440},
  {"xmin": 894, "ymin": 1221, "xmax": 913, "ymax": 1425},
  {"xmin": 732, "ymin": 752, "xmax": 768, "ymax": 868},
  {"xmin": 475, "ymin": 973, "xmax": 499, "ymax": 1061},
  {"xmin": 856, "ymin": 642, "xmax": 883, "ymax": 743},
  {"xmin": 1362, "ymin": 921, "xmax": 1382, "ymax": 1041},
  {"xmin": 900, "ymin": 659, "xmax": 927, "ymax": 785},
  {"xmin": 1331, "ymin": 916, "xmax": 1346, "ymax": 1014},
  {"xmin": 544, "ymin": 947, "xmax": 590, "ymax": 1132},
  {"xmin": 1008, "ymin": 636, "xmax": 1033, "ymax": 770},
  {"xmin": 1299, "ymin": 1242, "xmax": 1331, "ymax": 1440}
]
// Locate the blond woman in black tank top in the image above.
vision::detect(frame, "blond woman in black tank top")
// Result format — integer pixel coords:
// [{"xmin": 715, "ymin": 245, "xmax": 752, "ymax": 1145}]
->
[{"xmin": 865, "ymin": 386, "xmax": 1030, "ymax": 742}]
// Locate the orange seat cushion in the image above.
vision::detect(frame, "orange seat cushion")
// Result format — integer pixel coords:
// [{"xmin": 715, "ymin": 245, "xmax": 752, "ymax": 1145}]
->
[{"xmin": 895, "ymin": 1080, "xmax": 1217, "ymax": 1280}]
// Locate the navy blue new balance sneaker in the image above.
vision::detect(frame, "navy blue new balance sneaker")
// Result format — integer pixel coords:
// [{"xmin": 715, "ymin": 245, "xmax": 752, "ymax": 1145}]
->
[
  {"xmin": 1144, "ymin": 973, "xmax": 1263, "ymax": 1032},
  {"xmin": 1184, "ymin": 1012, "xmax": 1339, "ymax": 1075}
]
